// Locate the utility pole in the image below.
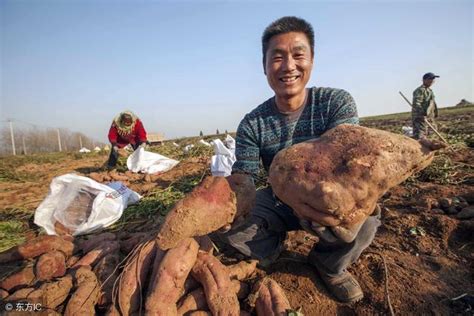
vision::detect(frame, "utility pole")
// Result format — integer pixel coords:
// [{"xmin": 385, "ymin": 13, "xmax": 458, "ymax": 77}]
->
[
  {"xmin": 79, "ymin": 136, "xmax": 83, "ymax": 148},
  {"xmin": 57, "ymin": 129, "xmax": 62, "ymax": 152},
  {"xmin": 22, "ymin": 136, "xmax": 27, "ymax": 155},
  {"xmin": 9, "ymin": 120, "xmax": 16, "ymax": 156}
]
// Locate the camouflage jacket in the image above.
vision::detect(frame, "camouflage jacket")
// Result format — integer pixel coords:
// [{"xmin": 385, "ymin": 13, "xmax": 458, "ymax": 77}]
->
[{"xmin": 412, "ymin": 85, "xmax": 437, "ymax": 117}]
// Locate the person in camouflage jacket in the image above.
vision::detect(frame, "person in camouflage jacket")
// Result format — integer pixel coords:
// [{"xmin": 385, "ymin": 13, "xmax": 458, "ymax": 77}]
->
[{"xmin": 412, "ymin": 72, "xmax": 439, "ymax": 139}]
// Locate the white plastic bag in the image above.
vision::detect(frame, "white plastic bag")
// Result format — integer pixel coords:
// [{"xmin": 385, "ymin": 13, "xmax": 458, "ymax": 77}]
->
[
  {"xmin": 402, "ymin": 126, "xmax": 413, "ymax": 137},
  {"xmin": 127, "ymin": 147, "xmax": 179, "ymax": 174},
  {"xmin": 34, "ymin": 174, "xmax": 141, "ymax": 236},
  {"xmin": 210, "ymin": 137, "xmax": 236, "ymax": 177},
  {"xmin": 198, "ymin": 139, "xmax": 212, "ymax": 147}
]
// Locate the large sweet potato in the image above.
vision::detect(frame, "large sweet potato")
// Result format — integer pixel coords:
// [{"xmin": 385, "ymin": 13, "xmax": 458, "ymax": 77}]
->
[
  {"xmin": 0, "ymin": 264, "xmax": 35, "ymax": 291},
  {"xmin": 64, "ymin": 267, "xmax": 100, "ymax": 316},
  {"xmin": 93, "ymin": 252, "xmax": 121, "ymax": 308},
  {"xmin": 0, "ymin": 235, "xmax": 74, "ymax": 263},
  {"xmin": 35, "ymin": 250, "xmax": 67, "ymax": 281},
  {"xmin": 269, "ymin": 124, "xmax": 443, "ymax": 242},
  {"xmin": 156, "ymin": 176, "xmax": 238, "ymax": 250},
  {"xmin": 117, "ymin": 239, "xmax": 157, "ymax": 316},
  {"xmin": 250, "ymin": 278, "xmax": 292, "ymax": 316},
  {"xmin": 191, "ymin": 251, "xmax": 240, "ymax": 316},
  {"xmin": 145, "ymin": 238, "xmax": 199, "ymax": 315}
]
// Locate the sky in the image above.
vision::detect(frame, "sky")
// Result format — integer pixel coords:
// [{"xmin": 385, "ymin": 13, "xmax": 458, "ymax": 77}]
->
[{"xmin": 1, "ymin": 0, "xmax": 473, "ymax": 142}]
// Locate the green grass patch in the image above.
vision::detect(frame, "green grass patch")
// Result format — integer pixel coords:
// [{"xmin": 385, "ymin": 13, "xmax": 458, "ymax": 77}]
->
[{"xmin": 0, "ymin": 220, "xmax": 28, "ymax": 252}]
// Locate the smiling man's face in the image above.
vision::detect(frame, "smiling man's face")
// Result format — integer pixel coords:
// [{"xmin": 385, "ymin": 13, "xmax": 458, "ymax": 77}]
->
[{"xmin": 264, "ymin": 32, "xmax": 314, "ymax": 101}]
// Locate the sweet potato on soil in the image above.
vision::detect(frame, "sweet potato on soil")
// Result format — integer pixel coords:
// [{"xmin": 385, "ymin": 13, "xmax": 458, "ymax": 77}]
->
[
  {"xmin": 72, "ymin": 240, "xmax": 120, "ymax": 269},
  {"xmin": 89, "ymin": 172, "xmax": 105, "ymax": 183},
  {"xmin": 191, "ymin": 251, "xmax": 240, "ymax": 316},
  {"xmin": 35, "ymin": 250, "xmax": 66, "ymax": 281},
  {"xmin": 269, "ymin": 124, "xmax": 444, "ymax": 242},
  {"xmin": 108, "ymin": 170, "xmax": 129, "ymax": 182},
  {"xmin": 93, "ymin": 252, "xmax": 121, "ymax": 308},
  {"xmin": 64, "ymin": 267, "xmax": 100, "ymax": 316},
  {"xmin": 145, "ymin": 238, "xmax": 199, "ymax": 316},
  {"xmin": 250, "ymin": 278, "xmax": 292, "ymax": 316},
  {"xmin": 77, "ymin": 232, "xmax": 116, "ymax": 253},
  {"xmin": 117, "ymin": 239, "xmax": 156, "ymax": 316},
  {"xmin": 157, "ymin": 176, "xmax": 237, "ymax": 250},
  {"xmin": 178, "ymin": 280, "xmax": 248, "ymax": 316},
  {"xmin": 0, "ymin": 264, "xmax": 35, "ymax": 291},
  {"xmin": 0, "ymin": 235, "xmax": 74, "ymax": 263},
  {"xmin": 227, "ymin": 260, "xmax": 258, "ymax": 281}
]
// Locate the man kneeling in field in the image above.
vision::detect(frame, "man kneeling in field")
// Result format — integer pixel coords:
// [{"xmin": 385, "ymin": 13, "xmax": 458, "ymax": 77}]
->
[{"xmin": 215, "ymin": 16, "xmax": 380, "ymax": 303}]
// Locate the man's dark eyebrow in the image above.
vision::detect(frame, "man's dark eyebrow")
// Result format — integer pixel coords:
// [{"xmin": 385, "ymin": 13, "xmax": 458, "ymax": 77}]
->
[
  {"xmin": 269, "ymin": 48, "xmax": 286, "ymax": 56},
  {"xmin": 293, "ymin": 45, "xmax": 308, "ymax": 52}
]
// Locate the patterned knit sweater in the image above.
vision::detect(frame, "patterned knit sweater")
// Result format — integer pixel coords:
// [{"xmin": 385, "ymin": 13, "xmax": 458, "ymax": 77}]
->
[{"xmin": 232, "ymin": 86, "xmax": 359, "ymax": 177}]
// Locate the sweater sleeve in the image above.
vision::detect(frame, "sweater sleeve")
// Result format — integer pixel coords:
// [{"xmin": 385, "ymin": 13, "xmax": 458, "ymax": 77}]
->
[
  {"xmin": 108, "ymin": 123, "xmax": 118, "ymax": 144},
  {"xmin": 326, "ymin": 89, "xmax": 359, "ymax": 129},
  {"xmin": 135, "ymin": 119, "xmax": 148, "ymax": 142},
  {"xmin": 232, "ymin": 115, "xmax": 260, "ymax": 177}
]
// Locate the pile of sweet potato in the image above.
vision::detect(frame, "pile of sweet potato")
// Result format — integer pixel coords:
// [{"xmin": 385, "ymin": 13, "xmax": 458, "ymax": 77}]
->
[{"xmin": 0, "ymin": 229, "xmax": 292, "ymax": 315}]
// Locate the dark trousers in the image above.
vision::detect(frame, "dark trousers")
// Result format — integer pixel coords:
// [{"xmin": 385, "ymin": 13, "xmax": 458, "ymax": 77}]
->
[
  {"xmin": 107, "ymin": 143, "xmax": 139, "ymax": 167},
  {"xmin": 215, "ymin": 187, "xmax": 380, "ymax": 276}
]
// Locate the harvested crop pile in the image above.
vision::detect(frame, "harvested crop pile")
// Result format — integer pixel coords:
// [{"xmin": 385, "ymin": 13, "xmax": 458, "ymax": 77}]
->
[
  {"xmin": 0, "ymin": 231, "xmax": 268, "ymax": 315},
  {"xmin": 269, "ymin": 124, "xmax": 445, "ymax": 242}
]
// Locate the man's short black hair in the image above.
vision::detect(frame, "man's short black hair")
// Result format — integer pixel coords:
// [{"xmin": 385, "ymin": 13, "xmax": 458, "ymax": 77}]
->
[{"xmin": 262, "ymin": 16, "xmax": 315, "ymax": 65}]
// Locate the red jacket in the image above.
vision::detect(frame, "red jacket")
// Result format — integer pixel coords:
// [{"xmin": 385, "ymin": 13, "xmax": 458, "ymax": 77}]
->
[{"xmin": 108, "ymin": 119, "xmax": 147, "ymax": 148}]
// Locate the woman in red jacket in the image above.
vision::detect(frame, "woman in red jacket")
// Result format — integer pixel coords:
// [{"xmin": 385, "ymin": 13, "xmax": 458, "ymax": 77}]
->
[{"xmin": 107, "ymin": 110, "xmax": 148, "ymax": 167}]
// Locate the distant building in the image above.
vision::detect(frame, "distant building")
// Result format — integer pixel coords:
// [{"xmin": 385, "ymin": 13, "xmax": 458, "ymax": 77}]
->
[{"xmin": 148, "ymin": 133, "xmax": 165, "ymax": 145}]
